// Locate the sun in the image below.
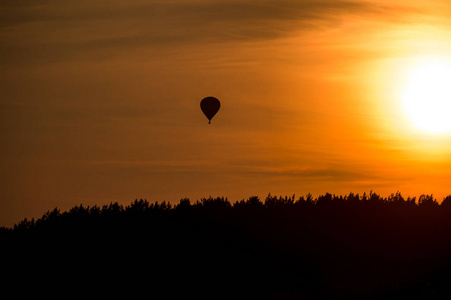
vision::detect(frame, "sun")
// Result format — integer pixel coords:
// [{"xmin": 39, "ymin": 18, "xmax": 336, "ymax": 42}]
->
[{"xmin": 401, "ymin": 58, "xmax": 451, "ymax": 134}]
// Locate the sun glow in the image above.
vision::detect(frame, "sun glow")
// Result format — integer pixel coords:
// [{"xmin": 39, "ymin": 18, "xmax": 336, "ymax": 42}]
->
[{"xmin": 401, "ymin": 58, "xmax": 451, "ymax": 134}]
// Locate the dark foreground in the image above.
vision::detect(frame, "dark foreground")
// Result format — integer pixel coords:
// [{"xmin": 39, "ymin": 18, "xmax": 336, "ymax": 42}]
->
[{"xmin": 3, "ymin": 192, "xmax": 451, "ymax": 299}]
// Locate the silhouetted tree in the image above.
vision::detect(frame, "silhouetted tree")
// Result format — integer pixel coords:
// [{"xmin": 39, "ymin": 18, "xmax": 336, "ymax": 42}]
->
[
  {"xmin": 441, "ymin": 195, "xmax": 451, "ymax": 210},
  {"xmin": 294, "ymin": 193, "xmax": 315, "ymax": 210},
  {"xmin": 13, "ymin": 218, "xmax": 35, "ymax": 232},
  {"xmin": 387, "ymin": 191, "xmax": 404, "ymax": 203},
  {"xmin": 101, "ymin": 202, "xmax": 124, "ymax": 216},
  {"xmin": 234, "ymin": 196, "xmax": 263, "ymax": 209},
  {"xmin": 127, "ymin": 199, "xmax": 150, "ymax": 213},
  {"xmin": 406, "ymin": 196, "xmax": 417, "ymax": 206},
  {"xmin": 418, "ymin": 194, "xmax": 438, "ymax": 209},
  {"xmin": 316, "ymin": 193, "xmax": 333, "ymax": 207},
  {"xmin": 176, "ymin": 198, "xmax": 192, "ymax": 211},
  {"xmin": 345, "ymin": 192, "xmax": 360, "ymax": 204},
  {"xmin": 264, "ymin": 194, "xmax": 295, "ymax": 209}
]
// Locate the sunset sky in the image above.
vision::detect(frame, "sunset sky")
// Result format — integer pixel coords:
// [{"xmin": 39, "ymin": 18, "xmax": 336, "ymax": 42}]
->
[{"xmin": 2, "ymin": 0, "xmax": 451, "ymax": 226}]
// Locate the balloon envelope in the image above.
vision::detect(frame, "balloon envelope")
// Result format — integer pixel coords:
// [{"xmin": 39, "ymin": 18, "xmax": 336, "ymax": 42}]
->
[{"xmin": 200, "ymin": 97, "xmax": 220, "ymax": 124}]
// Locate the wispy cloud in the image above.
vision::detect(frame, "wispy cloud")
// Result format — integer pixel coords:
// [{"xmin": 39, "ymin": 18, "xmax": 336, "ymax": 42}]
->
[{"xmin": 1, "ymin": 0, "xmax": 405, "ymax": 66}]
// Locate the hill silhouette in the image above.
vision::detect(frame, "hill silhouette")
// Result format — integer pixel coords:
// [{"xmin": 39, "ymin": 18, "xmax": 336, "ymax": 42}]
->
[{"xmin": 3, "ymin": 191, "xmax": 451, "ymax": 298}]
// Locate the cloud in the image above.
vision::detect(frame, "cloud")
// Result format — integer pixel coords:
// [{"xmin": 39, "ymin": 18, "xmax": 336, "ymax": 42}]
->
[
  {"xmin": 244, "ymin": 164, "xmax": 377, "ymax": 182},
  {"xmin": 1, "ymin": 0, "xmax": 372, "ymax": 27},
  {"xmin": 0, "ymin": 0, "xmax": 384, "ymax": 66},
  {"xmin": 3, "ymin": 0, "xmax": 437, "ymax": 69}
]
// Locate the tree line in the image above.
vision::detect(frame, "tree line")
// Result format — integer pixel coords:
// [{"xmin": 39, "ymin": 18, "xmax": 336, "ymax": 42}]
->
[
  {"xmin": 3, "ymin": 191, "xmax": 451, "ymax": 233},
  {"xmin": 3, "ymin": 191, "xmax": 451, "ymax": 298}
]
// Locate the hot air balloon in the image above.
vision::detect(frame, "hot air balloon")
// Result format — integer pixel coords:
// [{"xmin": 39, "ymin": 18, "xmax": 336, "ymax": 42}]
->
[{"xmin": 200, "ymin": 96, "xmax": 220, "ymax": 124}]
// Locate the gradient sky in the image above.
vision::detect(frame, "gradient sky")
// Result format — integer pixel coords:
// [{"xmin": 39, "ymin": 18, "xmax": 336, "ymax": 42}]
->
[{"xmin": 2, "ymin": 0, "xmax": 451, "ymax": 226}]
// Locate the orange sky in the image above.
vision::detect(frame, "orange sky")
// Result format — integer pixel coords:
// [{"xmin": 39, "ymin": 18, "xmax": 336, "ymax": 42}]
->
[{"xmin": 2, "ymin": 0, "xmax": 451, "ymax": 226}]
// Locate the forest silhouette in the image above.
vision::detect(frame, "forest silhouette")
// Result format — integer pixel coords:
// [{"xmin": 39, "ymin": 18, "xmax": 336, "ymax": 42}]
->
[{"xmin": 3, "ymin": 191, "xmax": 451, "ymax": 298}]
